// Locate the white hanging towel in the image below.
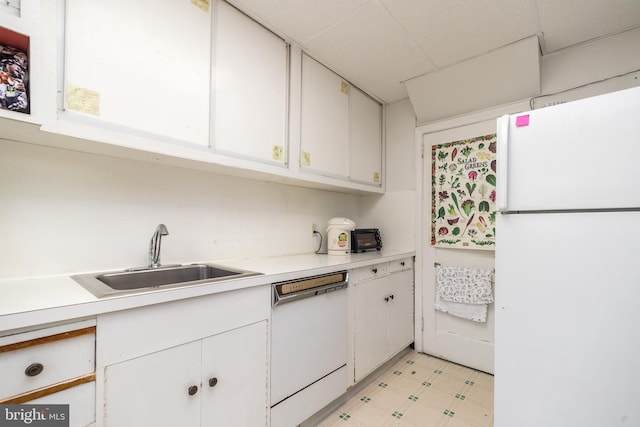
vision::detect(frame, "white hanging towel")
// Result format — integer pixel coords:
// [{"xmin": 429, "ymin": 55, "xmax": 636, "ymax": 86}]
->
[{"xmin": 435, "ymin": 266, "xmax": 494, "ymax": 322}]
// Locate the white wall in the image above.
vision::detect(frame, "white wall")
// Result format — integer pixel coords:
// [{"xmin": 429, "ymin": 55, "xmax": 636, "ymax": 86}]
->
[
  {"xmin": 0, "ymin": 139, "xmax": 361, "ymax": 279},
  {"xmin": 359, "ymin": 99, "xmax": 416, "ymax": 252}
]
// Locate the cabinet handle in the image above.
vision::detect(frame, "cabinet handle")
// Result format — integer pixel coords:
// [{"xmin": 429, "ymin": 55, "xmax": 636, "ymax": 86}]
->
[
  {"xmin": 188, "ymin": 385, "xmax": 198, "ymax": 396},
  {"xmin": 390, "ymin": 294, "xmax": 395, "ymax": 300},
  {"xmin": 384, "ymin": 296, "xmax": 389, "ymax": 302},
  {"xmin": 25, "ymin": 363, "xmax": 44, "ymax": 377},
  {"xmin": 372, "ymin": 268, "xmax": 378, "ymax": 274},
  {"xmin": 208, "ymin": 377, "xmax": 218, "ymax": 388},
  {"xmin": 400, "ymin": 261, "xmax": 405, "ymax": 266}
]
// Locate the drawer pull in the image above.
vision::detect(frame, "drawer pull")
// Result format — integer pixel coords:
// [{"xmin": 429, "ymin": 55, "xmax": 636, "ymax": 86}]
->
[
  {"xmin": 25, "ymin": 363, "xmax": 44, "ymax": 377},
  {"xmin": 400, "ymin": 261, "xmax": 405, "ymax": 266},
  {"xmin": 208, "ymin": 377, "xmax": 218, "ymax": 388},
  {"xmin": 188, "ymin": 385, "xmax": 198, "ymax": 396},
  {"xmin": 372, "ymin": 268, "xmax": 378, "ymax": 274}
]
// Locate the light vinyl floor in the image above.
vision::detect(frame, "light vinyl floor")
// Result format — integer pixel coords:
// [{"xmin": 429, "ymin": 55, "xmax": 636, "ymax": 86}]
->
[{"xmin": 317, "ymin": 351, "xmax": 494, "ymax": 427}]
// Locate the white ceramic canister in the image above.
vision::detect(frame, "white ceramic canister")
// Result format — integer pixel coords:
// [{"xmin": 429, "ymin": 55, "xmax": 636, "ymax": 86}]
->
[{"xmin": 326, "ymin": 217, "xmax": 356, "ymax": 255}]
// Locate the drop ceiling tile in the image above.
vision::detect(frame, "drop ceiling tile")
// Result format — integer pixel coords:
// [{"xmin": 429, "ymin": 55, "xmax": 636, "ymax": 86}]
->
[
  {"xmin": 536, "ymin": 0, "xmax": 640, "ymax": 52},
  {"xmin": 301, "ymin": 1, "xmax": 436, "ymax": 102},
  {"xmin": 227, "ymin": 0, "xmax": 369, "ymax": 43},
  {"xmin": 381, "ymin": 0, "xmax": 540, "ymax": 67}
]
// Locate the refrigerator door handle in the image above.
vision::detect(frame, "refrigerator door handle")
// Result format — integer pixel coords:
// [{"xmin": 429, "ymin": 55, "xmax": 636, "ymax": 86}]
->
[{"xmin": 496, "ymin": 115, "xmax": 510, "ymax": 212}]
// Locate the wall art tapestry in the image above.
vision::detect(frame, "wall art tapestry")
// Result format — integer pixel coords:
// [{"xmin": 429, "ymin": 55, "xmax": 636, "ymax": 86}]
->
[{"xmin": 431, "ymin": 134, "xmax": 497, "ymax": 250}]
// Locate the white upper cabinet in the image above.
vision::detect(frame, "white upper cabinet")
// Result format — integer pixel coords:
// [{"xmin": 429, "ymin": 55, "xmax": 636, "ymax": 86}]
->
[
  {"xmin": 63, "ymin": 0, "xmax": 211, "ymax": 145},
  {"xmin": 350, "ymin": 87, "xmax": 382, "ymax": 185},
  {"xmin": 300, "ymin": 53, "xmax": 350, "ymax": 178},
  {"xmin": 2, "ymin": 1, "xmax": 384, "ymax": 194},
  {"xmin": 212, "ymin": 1, "xmax": 288, "ymax": 165},
  {"xmin": 300, "ymin": 53, "xmax": 383, "ymax": 186}
]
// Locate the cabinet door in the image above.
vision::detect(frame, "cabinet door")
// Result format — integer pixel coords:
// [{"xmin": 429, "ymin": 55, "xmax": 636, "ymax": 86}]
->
[
  {"xmin": 354, "ymin": 276, "xmax": 390, "ymax": 382},
  {"xmin": 201, "ymin": 321, "xmax": 268, "ymax": 426},
  {"xmin": 212, "ymin": 1, "xmax": 288, "ymax": 165},
  {"xmin": 64, "ymin": 0, "xmax": 210, "ymax": 145},
  {"xmin": 349, "ymin": 87, "xmax": 382, "ymax": 185},
  {"xmin": 300, "ymin": 54, "xmax": 349, "ymax": 177},
  {"xmin": 386, "ymin": 270, "xmax": 415, "ymax": 356},
  {"xmin": 103, "ymin": 341, "xmax": 201, "ymax": 427}
]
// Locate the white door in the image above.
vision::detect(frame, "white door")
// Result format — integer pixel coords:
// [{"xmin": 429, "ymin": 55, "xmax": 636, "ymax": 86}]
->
[
  {"xmin": 386, "ymin": 269, "xmax": 415, "ymax": 357},
  {"xmin": 212, "ymin": 1, "xmax": 288, "ymax": 164},
  {"xmin": 65, "ymin": 0, "xmax": 211, "ymax": 145},
  {"xmin": 300, "ymin": 54, "xmax": 349, "ymax": 178},
  {"xmin": 419, "ymin": 120, "xmax": 496, "ymax": 374},
  {"xmin": 103, "ymin": 341, "xmax": 201, "ymax": 427},
  {"xmin": 353, "ymin": 275, "xmax": 390, "ymax": 381},
  {"xmin": 201, "ymin": 321, "xmax": 268, "ymax": 426},
  {"xmin": 349, "ymin": 87, "xmax": 382, "ymax": 185}
]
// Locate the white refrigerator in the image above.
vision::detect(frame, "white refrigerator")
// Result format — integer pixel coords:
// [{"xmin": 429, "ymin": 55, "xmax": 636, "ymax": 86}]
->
[{"xmin": 495, "ymin": 85, "xmax": 640, "ymax": 427}]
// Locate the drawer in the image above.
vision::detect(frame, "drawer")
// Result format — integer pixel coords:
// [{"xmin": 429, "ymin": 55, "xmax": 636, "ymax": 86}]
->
[
  {"xmin": 0, "ymin": 325, "xmax": 96, "ymax": 399},
  {"xmin": 349, "ymin": 262, "xmax": 389, "ymax": 283},
  {"xmin": 389, "ymin": 257, "xmax": 414, "ymax": 273},
  {"xmin": 29, "ymin": 381, "xmax": 96, "ymax": 427}
]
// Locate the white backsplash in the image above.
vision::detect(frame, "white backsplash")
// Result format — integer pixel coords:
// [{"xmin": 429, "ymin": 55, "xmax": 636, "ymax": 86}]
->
[{"xmin": 0, "ymin": 139, "xmax": 361, "ymax": 279}]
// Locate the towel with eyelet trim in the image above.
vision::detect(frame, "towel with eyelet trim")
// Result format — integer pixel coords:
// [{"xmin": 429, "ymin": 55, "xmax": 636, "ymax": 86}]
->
[{"xmin": 435, "ymin": 266, "xmax": 493, "ymax": 322}]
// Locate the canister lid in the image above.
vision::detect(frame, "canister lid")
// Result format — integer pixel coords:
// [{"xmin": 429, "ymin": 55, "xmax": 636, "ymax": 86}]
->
[{"xmin": 327, "ymin": 217, "xmax": 356, "ymax": 229}]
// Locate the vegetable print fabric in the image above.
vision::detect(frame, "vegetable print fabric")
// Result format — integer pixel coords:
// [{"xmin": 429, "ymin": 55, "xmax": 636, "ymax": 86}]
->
[{"xmin": 431, "ymin": 134, "xmax": 496, "ymax": 250}]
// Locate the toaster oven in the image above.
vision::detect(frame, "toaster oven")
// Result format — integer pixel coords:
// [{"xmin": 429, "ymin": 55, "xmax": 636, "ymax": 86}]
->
[{"xmin": 351, "ymin": 228, "xmax": 382, "ymax": 252}]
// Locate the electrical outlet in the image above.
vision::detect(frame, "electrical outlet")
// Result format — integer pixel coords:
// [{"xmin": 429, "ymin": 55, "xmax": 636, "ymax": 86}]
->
[{"xmin": 312, "ymin": 223, "xmax": 317, "ymax": 236}]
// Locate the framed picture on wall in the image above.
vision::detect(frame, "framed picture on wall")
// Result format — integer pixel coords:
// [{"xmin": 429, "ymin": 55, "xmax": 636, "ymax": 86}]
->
[{"xmin": 431, "ymin": 134, "xmax": 497, "ymax": 250}]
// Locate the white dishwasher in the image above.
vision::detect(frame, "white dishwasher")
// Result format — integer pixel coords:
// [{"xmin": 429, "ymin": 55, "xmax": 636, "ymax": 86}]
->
[{"xmin": 270, "ymin": 271, "xmax": 348, "ymax": 427}]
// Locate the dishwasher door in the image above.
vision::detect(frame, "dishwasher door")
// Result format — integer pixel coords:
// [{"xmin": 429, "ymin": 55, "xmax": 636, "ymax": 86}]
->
[{"xmin": 270, "ymin": 274, "xmax": 348, "ymax": 408}]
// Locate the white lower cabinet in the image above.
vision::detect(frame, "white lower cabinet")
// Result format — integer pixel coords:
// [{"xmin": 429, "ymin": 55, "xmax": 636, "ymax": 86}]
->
[
  {"xmin": 103, "ymin": 321, "xmax": 268, "ymax": 427},
  {"xmin": 0, "ymin": 319, "xmax": 97, "ymax": 427},
  {"xmin": 352, "ymin": 259, "xmax": 414, "ymax": 382},
  {"xmin": 97, "ymin": 284, "xmax": 270, "ymax": 427}
]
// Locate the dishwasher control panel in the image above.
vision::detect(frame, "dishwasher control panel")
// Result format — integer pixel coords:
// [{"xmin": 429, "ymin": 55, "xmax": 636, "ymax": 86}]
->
[{"xmin": 272, "ymin": 271, "xmax": 348, "ymax": 306}]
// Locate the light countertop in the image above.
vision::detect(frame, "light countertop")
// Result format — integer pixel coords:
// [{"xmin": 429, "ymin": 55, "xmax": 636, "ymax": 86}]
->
[{"xmin": 0, "ymin": 249, "xmax": 415, "ymax": 334}]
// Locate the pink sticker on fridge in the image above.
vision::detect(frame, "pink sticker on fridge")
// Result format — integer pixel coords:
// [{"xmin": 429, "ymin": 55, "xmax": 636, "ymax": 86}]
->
[{"xmin": 515, "ymin": 115, "xmax": 530, "ymax": 127}]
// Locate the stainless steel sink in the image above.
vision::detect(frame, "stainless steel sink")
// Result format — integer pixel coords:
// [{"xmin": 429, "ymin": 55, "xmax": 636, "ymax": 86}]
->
[{"xmin": 72, "ymin": 264, "xmax": 262, "ymax": 298}]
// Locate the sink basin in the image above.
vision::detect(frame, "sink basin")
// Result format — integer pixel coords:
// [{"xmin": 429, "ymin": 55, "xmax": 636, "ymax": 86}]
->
[{"xmin": 72, "ymin": 264, "xmax": 262, "ymax": 298}]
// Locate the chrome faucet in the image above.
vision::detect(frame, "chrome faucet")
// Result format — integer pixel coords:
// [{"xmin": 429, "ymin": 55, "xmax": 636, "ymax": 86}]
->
[{"xmin": 149, "ymin": 224, "xmax": 169, "ymax": 268}]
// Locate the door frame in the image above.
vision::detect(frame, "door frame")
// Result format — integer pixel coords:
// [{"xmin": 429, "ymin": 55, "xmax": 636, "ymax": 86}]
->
[{"xmin": 413, "ymin": 101, "xmax": 529, "ymax": 369}]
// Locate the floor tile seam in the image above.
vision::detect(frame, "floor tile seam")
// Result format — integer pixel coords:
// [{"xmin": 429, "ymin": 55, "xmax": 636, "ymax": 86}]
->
[
  {"xmin": 377, "ymin": 381, "xmax": 421, "ymax": 394},
  {"xmin": 462, "ymin": 393, "xmax": 494, "ymax": 410},
  {"xmin": 407, "ymin": 395, "xmax": 458, "ymax": 415},
  {"xmin": 452, "ymin": 410, "xmax": 493, "ymax": 427},
  {"xmin": 400, "ymin": 400, "xmax": 453, "ymax": 426},
  {"xmin": 449, "ymin": 398, "xmax": 494, "ymax": 427},
  {"xmin": 355, "ymin": 397, "xmax": 414, "ymax": 425},
  {"xmin": 459, "ymin": 380, "xmax": 495, "ymax": 404},
  {"xmin": 366, "ymin": 390, "xmax": 420, "ymax": 415}
]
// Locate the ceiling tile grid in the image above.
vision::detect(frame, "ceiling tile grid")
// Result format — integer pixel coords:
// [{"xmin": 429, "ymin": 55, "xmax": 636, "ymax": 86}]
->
[
  {"xmin": 301, "ymin": 1, "xmax": 435, "ymax": 102},
  {"xmin": 380, "ymin": 0, "xmax": 541, "ymax": 67},
  {"xmin": 536, "ymin": 0, "xmax": 640, "ymax": 52},
  {"xmin": 227, "ymin": 0, "xmax": 640, "ymax": 103}
]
